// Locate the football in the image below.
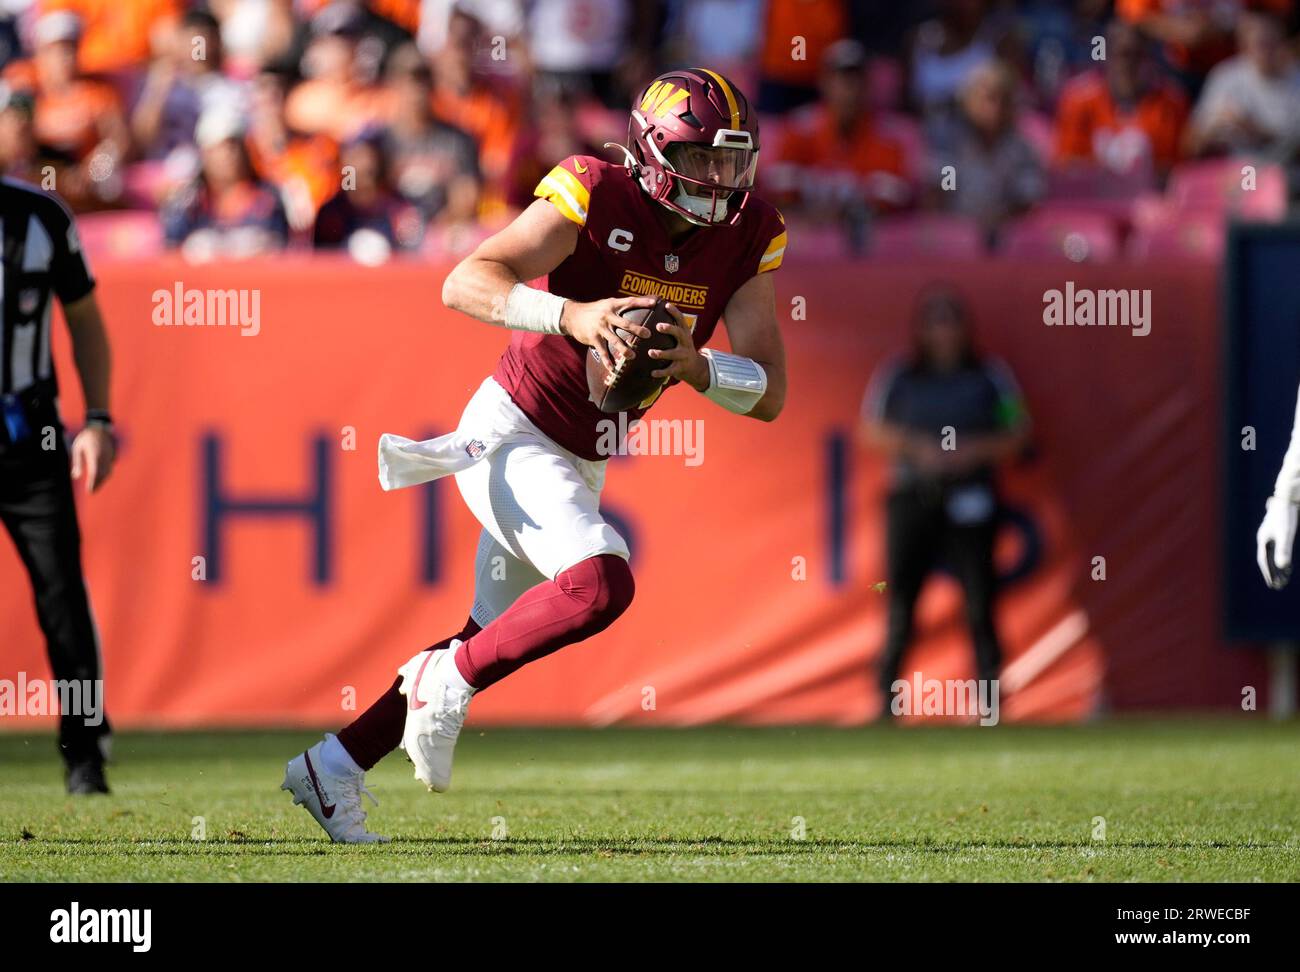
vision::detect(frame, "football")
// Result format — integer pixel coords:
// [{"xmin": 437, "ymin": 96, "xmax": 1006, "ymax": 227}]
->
[{"xmin": 585, "ymin": 298, "xmax": 680, "ymax": 413}]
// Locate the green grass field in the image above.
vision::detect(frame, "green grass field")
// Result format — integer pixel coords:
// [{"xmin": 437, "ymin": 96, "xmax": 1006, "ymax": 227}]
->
[{"xmin": 1, "ymin": 720, "xmax": 1298, "ymax": 882}]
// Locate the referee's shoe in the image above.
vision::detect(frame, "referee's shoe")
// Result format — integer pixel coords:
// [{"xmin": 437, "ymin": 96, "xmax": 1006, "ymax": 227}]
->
[{"xmin": 67, "ymin": 754, "xmax": 110, "ymax": 795}]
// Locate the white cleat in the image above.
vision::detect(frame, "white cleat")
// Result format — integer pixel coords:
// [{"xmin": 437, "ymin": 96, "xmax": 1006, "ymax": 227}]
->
[
  {"xmin": 281, "ymin": 735, "xmax": 390, "ymax": 844},
  {"xmin": 397, "ymin": 642, "xmax": 474, "ymax": 792}
]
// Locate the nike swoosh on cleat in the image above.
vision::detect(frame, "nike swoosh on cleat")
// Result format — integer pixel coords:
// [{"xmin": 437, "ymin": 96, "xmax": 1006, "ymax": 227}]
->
[
  {"xmin": 574, "ymin": 160, "xmax": 588, "ymax": 173},
  {"xmin": 303, "ymin": 750, "xmax": 336, "ymax": 818},
  {"xmin": 407, "ymin": 651, "xmax": 436, "ymax": 711}
]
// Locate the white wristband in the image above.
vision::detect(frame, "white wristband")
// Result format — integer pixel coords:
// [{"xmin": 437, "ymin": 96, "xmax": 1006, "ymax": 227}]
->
[
  {"xmin": 700, "ymin": 348, "xmax": 767, "ymax": 415},
  {"xmin": 502, "ymin": 282, "xmax": 566, "ymax": 335}
]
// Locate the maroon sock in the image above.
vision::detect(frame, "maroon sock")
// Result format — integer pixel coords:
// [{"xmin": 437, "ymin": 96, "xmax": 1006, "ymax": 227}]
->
[
  {"xmin": 455, "ymin": 554, "xmax": 634, "ymax": 690},
  {"xmin": 337, "ymin": 617, "xmax": 481, "ymax": 770}
]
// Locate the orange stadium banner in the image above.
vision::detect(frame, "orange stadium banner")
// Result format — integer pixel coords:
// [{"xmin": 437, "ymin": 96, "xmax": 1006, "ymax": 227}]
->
[{"xmin": 0, "ymin": 255, "xmax": 1261, "ymax": 729}]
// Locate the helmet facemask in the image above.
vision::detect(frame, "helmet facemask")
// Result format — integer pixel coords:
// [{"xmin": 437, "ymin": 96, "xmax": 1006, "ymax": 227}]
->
[{"xmin": 661, "ymin": 138, "xmax": 758, "ymax": 225}]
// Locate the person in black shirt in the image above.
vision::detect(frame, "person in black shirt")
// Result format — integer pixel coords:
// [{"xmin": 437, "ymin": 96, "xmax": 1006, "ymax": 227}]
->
[
  {"xmin": 0, "ymin": 177, "xmax": 116, "ymax": 792},
  {"xmin": 862, "ymin": 286, "xmax": 1029, "ymax": 716}
]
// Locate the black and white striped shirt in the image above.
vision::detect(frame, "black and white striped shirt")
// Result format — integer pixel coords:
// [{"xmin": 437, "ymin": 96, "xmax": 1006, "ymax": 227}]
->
[{"xmin": 0, "ymin": 178, "xmax": 95, "ymax": 397}]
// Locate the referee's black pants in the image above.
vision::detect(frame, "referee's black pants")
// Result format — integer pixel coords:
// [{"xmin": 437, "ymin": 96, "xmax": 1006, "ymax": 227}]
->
[
  {"xmin": 877, "ymin": 484, "xmax": 1003, "ymax": 697},
  {"xmin": 0, "ymin": 414, "xmax": 108, "ymax": 765}
]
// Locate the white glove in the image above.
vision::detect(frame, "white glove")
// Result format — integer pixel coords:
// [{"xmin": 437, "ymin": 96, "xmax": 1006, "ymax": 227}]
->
[{"xmin": 1256, "ymin": 496, "xmax": 1298, "ymax": 589}]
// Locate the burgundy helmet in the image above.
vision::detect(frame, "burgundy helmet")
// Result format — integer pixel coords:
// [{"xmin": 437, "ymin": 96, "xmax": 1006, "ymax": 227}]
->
[{"xmin": 612, "ymin": 68, "xmax": 760, "ymax": 227}]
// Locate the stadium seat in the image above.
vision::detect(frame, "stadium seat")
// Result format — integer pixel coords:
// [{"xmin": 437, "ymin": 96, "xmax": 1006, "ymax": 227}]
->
[
  {"xmin": 781, "ymin": 222, "xmax": 852, "ymax": 261},
  {"xmin": 1045, "ymin": 165, "xmax": 1155, "ymax": 223},
  {"xmin": 419, "ymin": 221, "xmax": 493, "ymax": 259},
  {"xmin": 1000, "ymin": 208, "xmax": 1121, "ymax": 262},
  {"xmin": 1166, "ymin": 159, "xmax": 1287, "ymax": 220},
  {"xmin": 866, "ymin": 214, "xmax": 984, "ymax": 259},
  {"xmin": 74, "ymin": 211, "xmax": 165, "ymax": 259},
  {"xmin": 1127, "ymin": 212, "xmax": 1226, "ymax": 260},
  {"xmin": 120, "ymin": 160, "xmax": 172, "ymax": 210}
]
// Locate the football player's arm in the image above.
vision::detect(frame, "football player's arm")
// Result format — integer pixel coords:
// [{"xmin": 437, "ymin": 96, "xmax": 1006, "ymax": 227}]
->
[
  {"xmin": 650, "ymin": 272, "xmax": 786, "ymax": 422},
  {"xmin": 1257, "ymin": 381, "xmax": 1300, "ymax": 588},
  {"xmin": 440, "ymin": 199, "xmax": 653, "ymax": 361},
  {"xmin": 717, "ymin": 273, "xmax": 785, "ymax": 421}
]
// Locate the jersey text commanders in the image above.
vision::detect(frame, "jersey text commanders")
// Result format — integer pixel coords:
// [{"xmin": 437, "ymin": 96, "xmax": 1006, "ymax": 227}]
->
[{"xmin": 618, "ymin": 271, "xmax": 709, "ymax": 309}]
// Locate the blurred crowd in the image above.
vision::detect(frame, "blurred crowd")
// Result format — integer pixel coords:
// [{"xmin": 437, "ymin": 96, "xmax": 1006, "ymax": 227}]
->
[{"xmin": 0, "ymin": 0, "xmax": 1297, "ymax": 261}]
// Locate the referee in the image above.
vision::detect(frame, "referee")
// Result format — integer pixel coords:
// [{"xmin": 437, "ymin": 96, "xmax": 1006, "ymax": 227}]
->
[
  {"xmin": 1, "ymin": 177, "xmax": 116, "ymax": 793},
  {"xmin": 862, "ymin": 287, "xmax": 1029, "ymax": 717}
]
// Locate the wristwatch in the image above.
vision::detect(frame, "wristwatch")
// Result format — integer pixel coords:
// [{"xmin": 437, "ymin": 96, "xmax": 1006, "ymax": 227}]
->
[{"xmin": 85, "ymin": 410, "xmax": 116, "ymax": 446}]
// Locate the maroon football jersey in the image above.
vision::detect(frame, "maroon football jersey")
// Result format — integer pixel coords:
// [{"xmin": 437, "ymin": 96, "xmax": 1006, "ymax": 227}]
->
[{"xmin": 492, "ymin": 154, "xmax": 787, "ymax": 460}]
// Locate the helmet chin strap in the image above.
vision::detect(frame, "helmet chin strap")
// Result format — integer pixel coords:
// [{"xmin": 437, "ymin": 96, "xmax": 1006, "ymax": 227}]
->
[
  {"xmin": 605, "ymin": 140, "xmax": 727, "ymax": 225},
  {"xmin": 675, "ymin": 187, "xmax": 728, "ymax": 224}
]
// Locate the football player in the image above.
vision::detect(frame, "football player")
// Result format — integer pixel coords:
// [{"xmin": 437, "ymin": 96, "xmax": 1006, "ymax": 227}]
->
[{"xmin": 283, "ymin": 69, "xmax": 788, "ymax": 842}]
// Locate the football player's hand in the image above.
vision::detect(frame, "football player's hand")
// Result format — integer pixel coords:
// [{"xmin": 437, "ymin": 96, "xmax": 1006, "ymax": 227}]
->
[
  {"xmin": 1257, "ymin": 496, "xmax": 1298, "ymax": 589},
  {"xmin": 71, "ymin": 425, "xmax": 117, "ymax": 495},
  {"xmin": 560, "ymin": 295, "xmax": 655, "ymax": 367},
  {"xmin": 648, "ymin": 303, "xmax": 709, "ymax": 392}
]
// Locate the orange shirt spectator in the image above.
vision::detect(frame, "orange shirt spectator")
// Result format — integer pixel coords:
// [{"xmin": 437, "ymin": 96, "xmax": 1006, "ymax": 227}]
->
[
  {"xmin": 245, "ymin": 68, "xmax": 339, "ymax": 231},
  {"xmin": 285, "ymin": 77, "xmax": 388, "ymax": 142},
  {"xmin": 247, "ymin": 133, "xmax": 339, "ymax": 227},
  {"xmin": 428, "ymin": 10, "xmax": 519, "ymax": 216},
  {"xmin": 283, "ymin": 8, "xmax": 387, "ymax": 142},
  {"xmin": 32, "ymin": 75, "xmax": 122, "ymax": 159},
  {"xmin": 770, "ymin": 40, "xmax": 911, "ymax": 214},
  {"xmin": 429, "ymin": 84, "xmax": 514, "ymax": 181},
  {"xmin": 42, "ymin": 0, "xmax": 182, "ymax": 75},
  {"xmin": 759, "ymin": 0, "xmax": 848, "ymax": 88},
  {"xmin": 778, "ymin": 105, "xmax": 908, "ymax": 181},
  {"xmin": 3, "ymin": 14, "xmax": 128, "ymax": 163},
  {"xmin": 1054, "ymin": 72, "xmax": 1189, "ymax": 175}
]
